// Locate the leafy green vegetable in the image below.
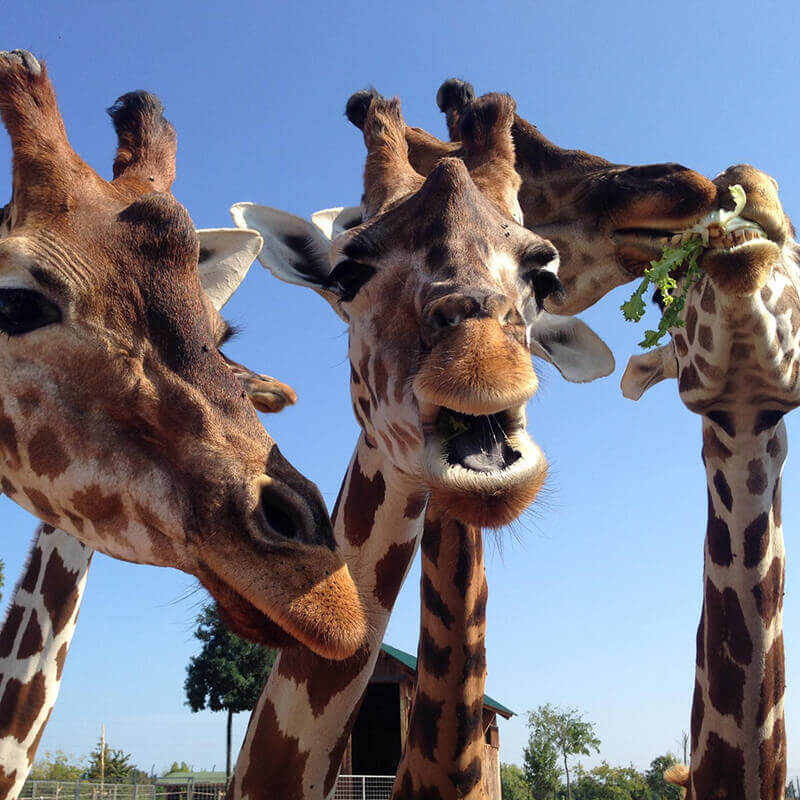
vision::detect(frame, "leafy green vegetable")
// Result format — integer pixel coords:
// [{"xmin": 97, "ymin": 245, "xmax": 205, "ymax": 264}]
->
[
  {"xmin": 621, "ymin": 237, "xmax": 705, "ymax": 348},
  {"xmin": 621, "ymin": 184, "xmax": 759, "ymax": 348},
  {"xmin": 437, "ymin": 410, "xmax": 470, "ymax": 442}
]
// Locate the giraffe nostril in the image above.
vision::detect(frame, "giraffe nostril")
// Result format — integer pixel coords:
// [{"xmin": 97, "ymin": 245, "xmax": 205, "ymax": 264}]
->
[{"xmin": 259, "ymin": 484, "xmax": 301, "ymax": 541}]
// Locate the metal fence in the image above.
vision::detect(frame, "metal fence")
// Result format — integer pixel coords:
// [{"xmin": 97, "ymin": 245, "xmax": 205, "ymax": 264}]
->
[
  {"xmin": 332, "ymin": 776, "xmax": 395, "ymax": 800},
  {"xmin": 20, "ymin": 776, "xmax": 395, "ymax": 800}
]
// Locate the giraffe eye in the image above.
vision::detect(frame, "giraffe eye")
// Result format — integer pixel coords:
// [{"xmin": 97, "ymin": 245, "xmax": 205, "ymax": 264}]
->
[
  {"xmin": 0, "ymin": 289, "xmax": 61, "ymax": 336},
  {"xmin": 327, "ymin": 260, "xmax": 376, "ymax": 302}
]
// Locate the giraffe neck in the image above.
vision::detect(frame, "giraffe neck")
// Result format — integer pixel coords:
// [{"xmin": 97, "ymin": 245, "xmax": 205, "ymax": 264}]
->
[
  {"xmin": 227, "ymin": 435, "xmax": 427, "ymax": 800},
  {"xmin": 689, "ymin": 416, "xmax": 786, "ymax": 799},
  {"xmin": 393, "ymin": 507, "xmax": 488, "ymax": 800},
  {"xmin": 0, "ymin": 526, "xmax": 92, "ymax": 800}
]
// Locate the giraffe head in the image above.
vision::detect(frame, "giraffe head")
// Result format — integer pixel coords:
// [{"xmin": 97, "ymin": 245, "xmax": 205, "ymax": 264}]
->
[
  {"xmin": 0, "ymin": 51, "xmax": 365, "ymax": 659},
  {"xmin": 398, "ymin": 79, "xmax": 716, "ymax": 317},
  {"xmin": 234, "ymin": 91, "xmax": 614, "ymax": 528},
  {"xmin": 621, "ymin": 164, "xmax": 800, "ymax": 425}
]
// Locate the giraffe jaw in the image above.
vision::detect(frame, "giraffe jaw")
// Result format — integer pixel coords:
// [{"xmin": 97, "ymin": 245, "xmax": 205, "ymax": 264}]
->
[{"xmin": 420, "ymin": 402, "xmax": 548, "ymax": 527}]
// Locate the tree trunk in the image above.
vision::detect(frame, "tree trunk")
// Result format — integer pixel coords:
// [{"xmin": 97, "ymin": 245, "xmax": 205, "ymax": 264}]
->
[
  {"xmin": 226, "ymin": 708, "xmax": 233, "ymax": 780},
  {"xmin": 563, "ymin": 751, "xmax": 570, "ymax": 800}
]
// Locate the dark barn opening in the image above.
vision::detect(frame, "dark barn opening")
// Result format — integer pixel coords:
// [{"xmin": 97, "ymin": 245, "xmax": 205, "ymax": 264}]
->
[{"xmin": 351, "ymin": 683, "xmax": 402, "ymax": 775}]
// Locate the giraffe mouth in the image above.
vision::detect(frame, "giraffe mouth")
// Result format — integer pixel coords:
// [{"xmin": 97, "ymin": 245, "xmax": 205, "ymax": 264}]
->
[
  {"xmin": 419, "ymin": 402, "xmax": 547, "ymax": 526},
  {"xmin": 614, "ymin": 216, "xmax": 771, "ymax": 264},
  {"xmin": 421, "ymin": 403, "xmax": 544, "ymax": 483}
]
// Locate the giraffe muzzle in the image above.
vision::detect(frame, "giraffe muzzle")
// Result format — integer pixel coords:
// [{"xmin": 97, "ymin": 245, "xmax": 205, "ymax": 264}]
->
[{"xmin": 419, "ymin": 400, "xmax": 548, "ymax": 527}]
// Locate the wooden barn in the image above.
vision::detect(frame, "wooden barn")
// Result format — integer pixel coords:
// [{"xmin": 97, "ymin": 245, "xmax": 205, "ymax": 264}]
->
[{"xmin": 339, "ymin": 643, "xmax": 513, "ymax": 800}]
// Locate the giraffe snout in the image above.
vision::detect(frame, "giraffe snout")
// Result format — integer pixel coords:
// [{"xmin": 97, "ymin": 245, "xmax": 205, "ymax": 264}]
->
[{"xmin": 421, "ymin": 291, "xmax": 523, "ymax": 346}]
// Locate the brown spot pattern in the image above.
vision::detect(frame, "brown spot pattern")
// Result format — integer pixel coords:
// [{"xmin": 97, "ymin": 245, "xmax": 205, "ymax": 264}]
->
[
  {"xmin": 404, "ymin": 492, "xmax": 427, "ymax": 519},
  {"xmin": 449, "ymin": 757, "xmax": 482, "ymax": 796},
  {"xmin": 743, "ymin": 512, "xmax": 770, "ymax": 568},
  {"xmin": 707, "ymin": 505, "xmax": 732, "ymax": 567},
  {"xmin": 700, "ymin": 281, "xmax": 716, "ymax": 313},
  {"xmin": 20, "ymin": 545, "xmax": 42, "ymax": 593},
  {"xmin": 691, "ymin": 731, "xmax": 745, "ymax": 800},
  {"xmin": 695, "ymin": 611, "xmax": 705, "ymax": 670},
  {"xmin": 0, "ymin": 766, "xmax": 17, "ymax": 798},
  {"xmin": 454, "ymin": 699, "xmax": 484, "ymax": 756},
  {"xmin": 0, "ymin": 673, "xmax": 46, "ymax": 741},
  {"xmin": 759, "ymin": 716, "xmax": 787, "ymax": 800},
  {"xmin": 239, "ymin": 698, "xmax": 308, "ymax": 800},
  {"xmin": 753, "ymin": 557, "xmax": 784, "ymax": 625},
  {"xmin": 276, "ymin": 644, "xmax": 371, "ymax": 718},
  {"xmin": 374, "ymin": 539, "xmax": 416, "ymax": 610},
  {"xmin": 18, "ymin": 610, "xmax": 43, "ymax": 659},
  {"xmin": 342, "ymin": 454, "xmax": 385, "ymax": 547},
  {"xmin": 0, "ymin": 476, "xmax": 17, "ymax": 496},
  {"xmin": 25, "ymin": 707, "xmax": 51, "ymax": 766},
  {"xmin": 0, "ymin": 605, "xmax": 24, "ymax": 658},
  {"xmin": 679, "ymin": 362, "xmax": 702, "ymax": 392},
  {"xmin": 702, "ymin": 426, "xmax": 732, "ymax": 461},
  {"xmin": 690, "ymin": 681, "xmax": 703, "ymax": 752},
  {"xmin": 55, "ymin": 642, "xmax": 69, "ymax": 680},
  {"xmin": 407, "ymin": 691, "xmax": 443, "ymax": 761},
  {"xmin": 453, "ymin": 522, "xmax": 475, "ymax": 598},
  {"xmin": 757, "ymin": 633, "xmax": 785, "ymax": 727},
  {"xmin": 419, "ymin": 628, "xmax": 452, "ymax": 679},
  {"xmin": 372, "ymin": 356, "xmax": 389, "ymax": 404},
  {"xmin": 70, "ymin": 485, "xmax": 126, "ymax": 536},
  {"xmin": 697, "ymin": 324, "xmax": 713, "ymax": 351},
  {"xmin": 421, "ymin": 517, "xmax": 442, "ymax": 566},
  {"xmin": 41, "ymin": 548, "xmax": 81, "ymax": 635},
  {"xmin": 746, "ymin": 459, "xmax": 768, "ymax": 495},
  {"xmin": 712, "ymin": 470, "xmax": 733, "ymax": 512},
  {"xmin": 686, "ymin": 306, "xmax": 698, "ymax": 343},
  {"xmin": 0, "ymin": 409, "xmax": 20, "ymax": 467},
  {"xmin": 323, "ymin": 702, "xmax": 362, "ymax": 796},
  {"xmin": 422, "ymin": 575, "xmax": 455, "ymax": 630},
  {"xmin": 24, "ymin": 487, "xmax": 57, "ymax": 520},
  {"xmin": 705, "ymin": 580, "xmax": 751, "ymax": 723},
  {"xmin": 27, "ymin": 426, "xmax": 70, "ymax": 480}
]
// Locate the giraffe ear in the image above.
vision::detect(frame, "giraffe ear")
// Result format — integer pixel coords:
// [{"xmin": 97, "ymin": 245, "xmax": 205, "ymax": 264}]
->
[
  {"xmin": 310, "ymin": 206, "xmax": 362, "ymax": 240},
  {"xmin": 620, "ymin": 341, "xmax": 678, "ymax": 400},
  {"xmin": 527, "ymin": 312, "xmax": 615, "ymax": 383},
  {"xmin": 196, "ymin": 228, "xmax": 263, "ymax": 311},
  {"xmin": 230, "ymin": 203, "xmax": 334, "ymax": 290}
]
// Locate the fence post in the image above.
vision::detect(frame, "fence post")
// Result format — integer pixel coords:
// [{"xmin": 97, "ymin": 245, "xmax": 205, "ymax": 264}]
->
[
  {"xmin": 187, "ymin": 779, "xmax": 193, "ymax": 800},
  {"xmin": 75, "ymin": 779, "xmax": 80, "ymax": 800},
  {"xmin": 362, "ymin": 775, "xmax": 366, "ymax": 800},
  {"xmin": 133, "ymin": 785, "xmax": 138, "ymax": 800}
]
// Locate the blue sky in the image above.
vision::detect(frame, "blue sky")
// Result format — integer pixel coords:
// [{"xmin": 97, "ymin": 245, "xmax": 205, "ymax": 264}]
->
[{"xmin": 2, "ymin": 0, "xmax": 800, "ymax": 779}]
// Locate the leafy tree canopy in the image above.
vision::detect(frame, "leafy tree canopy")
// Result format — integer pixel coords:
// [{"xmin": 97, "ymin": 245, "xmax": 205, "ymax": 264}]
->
[
  {"xmin": 645, "ymin": 753, "xmax": 683, "ymax": 800},
  {"xmin": 501, "ymin": 763, "xmax": 532, "ymax": 800},
  {"xmin": 29, "ymin": 751, "xmax": 83, "ymax": 782},
  {"xmin": 85, "ymin": 738, "xmax": 134, "ymax": 784},
  {"xmin": 572, "ymin": 762, "xmax": 648, "ymax": 800},
  {"xmin": 185, "ymin": 604, "xmax": 275, "ymax": 714}
]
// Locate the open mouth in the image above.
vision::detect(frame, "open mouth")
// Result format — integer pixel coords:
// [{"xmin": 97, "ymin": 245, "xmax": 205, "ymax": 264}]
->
[
  {"xmin": 420, "ymin": 401, "xmax": 544, "ymax": 489},
  {"xmin": 615, "ymin": 186, "xmax": 773, "ymax": 262}
]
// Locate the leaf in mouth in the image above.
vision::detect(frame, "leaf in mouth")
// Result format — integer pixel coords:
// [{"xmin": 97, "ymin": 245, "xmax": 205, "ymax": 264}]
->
[
  {"xmin": 437, "ymin": 409, "xmax": 471, "ymax": 443},
  {"xmin": 621, "ymin": 185, "xmax": 748, "ymax": 349}
]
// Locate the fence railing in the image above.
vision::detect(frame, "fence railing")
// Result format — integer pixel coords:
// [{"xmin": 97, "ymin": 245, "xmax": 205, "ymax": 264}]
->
[{"xmin": 20, "ymin": 775, "xmax": 396, "ymax": 800}]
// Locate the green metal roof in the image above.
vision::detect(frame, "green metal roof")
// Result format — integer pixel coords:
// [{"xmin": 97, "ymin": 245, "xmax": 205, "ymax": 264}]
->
[
  {"xmin": 158, "ymin": 771, "xmax": 227, "ymax": 785},
  {"xmin": 380, "ymin": 643, "xmax": 514, "ymax": 718}
]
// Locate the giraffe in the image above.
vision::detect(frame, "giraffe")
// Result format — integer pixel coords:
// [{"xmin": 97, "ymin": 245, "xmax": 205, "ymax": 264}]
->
[
  {"xmin": 227, "ymin": 89, "xmax": 621, "ymax": 800},
  {"xmin": 0, "ymin": 49, "xmax": 368, "ymax": 797},
  {"xmin": 307, "ymin": 82, "xmax": 719, "ymax": 800},
  {"xmin": 0, "ymin": 228, "xmax": 300, "ymax": 799},
  {"xmin": 391, "ymin": 505, "xmax": 490, "ymax": 799},
  {"xmin": 620, "ymin": 163, "xmax": 799, "ymax": 798},
  {"xmin": 227, "ymin": 82, "xmax": 720, "ymax": 800}
]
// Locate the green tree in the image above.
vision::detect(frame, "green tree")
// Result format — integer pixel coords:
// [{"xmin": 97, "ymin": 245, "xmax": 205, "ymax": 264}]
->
[
  {"xmin": 645, "ymin": 753, "xmax": 683, "ymax": 799},
  {"xmin": 577, "ymin": 763, "xmax": 648, "ymax": 800},
  {"xmin": 166, "ymin": 761, "xmax": 191, "ymax": 774},
  {"xmin": 185, "ymin": 603, "xmax": 276, "ymax": 778},
  {"xmin": 501, "ymin": 763, "xmax": 532, "ymax": 800},
  {"xmin": 29, "ymin": 750, "xmax": 84, "ymax": 781},
  {"xmin": 526, "ymin": 705, "xmax": 600, "ymax": 800},
  {"xmin": 523, "ymin": 732, "xmax": 561, "ymax": 799},
  {"xmin": 85, "ymin": 738, "xmax": 134, "ymax": 783}
]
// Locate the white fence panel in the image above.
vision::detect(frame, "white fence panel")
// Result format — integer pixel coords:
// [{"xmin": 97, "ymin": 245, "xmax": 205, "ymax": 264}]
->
[{"xmin": 331, "ymin": 775, "xmax": 394, "ymax": 800}]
